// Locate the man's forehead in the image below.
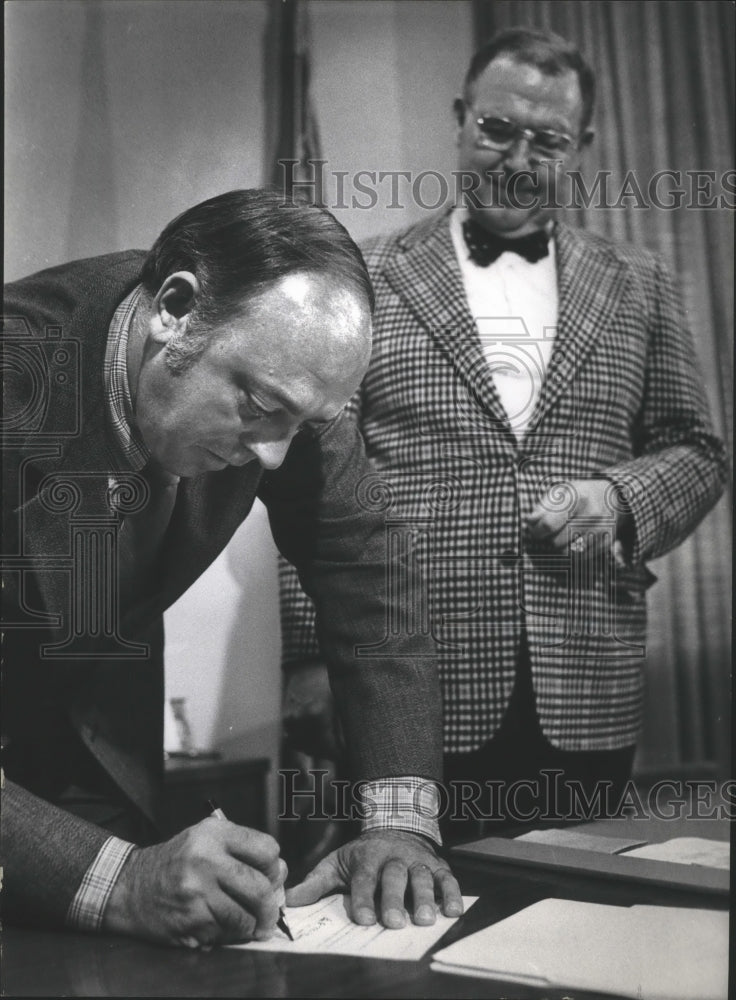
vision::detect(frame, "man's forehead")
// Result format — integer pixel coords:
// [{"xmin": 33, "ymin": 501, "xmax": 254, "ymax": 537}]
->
[
  {"xmin": 470, "ymin": 56, "xmax": 583, "ymax": 125},
  {"xmin": 217, "ymin": 271, "xmax": 371, "ymax": 364}
]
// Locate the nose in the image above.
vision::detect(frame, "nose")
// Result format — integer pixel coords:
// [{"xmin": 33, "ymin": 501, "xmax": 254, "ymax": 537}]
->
[
  {"xmin": 503, "ymin": 135, "xmax": 537, "ymax": 173},
  {"xmin": 247, "ymin": 436, "xmax": 294, "ymax": 470}
]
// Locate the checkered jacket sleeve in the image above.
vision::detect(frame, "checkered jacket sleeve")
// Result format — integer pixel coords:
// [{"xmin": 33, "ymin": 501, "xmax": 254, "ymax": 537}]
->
[{"xmin": 601, "ymin": 254, "xmax": 727, "ymax": 562}]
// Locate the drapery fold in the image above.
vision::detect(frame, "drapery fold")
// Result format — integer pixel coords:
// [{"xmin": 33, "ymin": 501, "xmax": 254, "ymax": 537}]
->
[{"xmin": 264, "ymin": 0, "xmax": 323, "ymax": 199}]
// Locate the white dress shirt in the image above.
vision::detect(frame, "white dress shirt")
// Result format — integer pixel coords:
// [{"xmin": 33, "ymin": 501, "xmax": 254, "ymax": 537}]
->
[{"xmin": 449, "ymin": 208, "xmax": 558, "ymax": 441}]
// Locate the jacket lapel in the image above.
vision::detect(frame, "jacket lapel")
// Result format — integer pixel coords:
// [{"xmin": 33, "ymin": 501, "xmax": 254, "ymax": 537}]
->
[
  {"xmin": 381, "ymin": 213, "xmax": 512, "ymax": 432},
  {"xmin": 156, "ymin": 463, "xmax": 262, "ymax": 612},
  {"xmin": 529, "ymin": 224, "xmax": 629, "ymax": 433}
]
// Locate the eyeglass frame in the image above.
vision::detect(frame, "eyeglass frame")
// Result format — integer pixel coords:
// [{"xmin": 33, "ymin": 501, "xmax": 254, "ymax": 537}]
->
[{"xmin": 466, "ymin": 106, "xmax": 580, "ymax": 158}]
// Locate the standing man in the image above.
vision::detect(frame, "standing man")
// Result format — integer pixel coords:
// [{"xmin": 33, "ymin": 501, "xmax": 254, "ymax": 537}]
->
[
  {"xmin": 280, "ymin": 27, "xmax": 726, "ymax": 840},
  {"xmin": 2, "ymin": 189, "xmax": 462, "ymax": 945}
]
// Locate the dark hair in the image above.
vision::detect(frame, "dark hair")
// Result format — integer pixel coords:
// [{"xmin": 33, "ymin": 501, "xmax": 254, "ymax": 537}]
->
[
  {"xmin": 463, "ymin": 26, "xmax": 595, "ymax": 132},
  {"xmin": 141, "ymin": 188, "xmax": 374, "ymax": 325}
]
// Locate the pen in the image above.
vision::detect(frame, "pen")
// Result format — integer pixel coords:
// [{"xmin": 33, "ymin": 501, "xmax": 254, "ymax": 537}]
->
[{"xmin": 206, "ymin": 798, "xmax": 294, "ymax": 941}]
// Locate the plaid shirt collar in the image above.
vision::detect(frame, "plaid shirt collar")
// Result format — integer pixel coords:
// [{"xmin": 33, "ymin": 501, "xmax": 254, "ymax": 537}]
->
[{"xmin": 104, "ymin": 284, "xmax": 150, "ymax": 472}]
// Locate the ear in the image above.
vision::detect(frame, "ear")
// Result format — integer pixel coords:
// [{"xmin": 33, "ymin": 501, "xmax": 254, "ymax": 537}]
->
[
  {"xmin": 453, "ymin": 97, "xmax": 467, "ymax": 147},
  {"xmin": 149, "ymin": 271, "xmax": 200, "ymax": 345}
]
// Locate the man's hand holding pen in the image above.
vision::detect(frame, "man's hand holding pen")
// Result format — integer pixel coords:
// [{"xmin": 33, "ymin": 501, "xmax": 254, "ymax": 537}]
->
[
  {"xmin": 103, "ymin": 803, "xmax": 462, "ymax": 948},
  {"xmin": 103, "ymin": 817, "xmax": 289, "ymax": 948},
  {"xmin": 209, "ymin": 800, "xmax": 293, "ymax": 941}
]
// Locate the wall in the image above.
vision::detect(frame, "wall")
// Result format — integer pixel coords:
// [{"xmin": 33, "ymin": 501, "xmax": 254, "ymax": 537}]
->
[
  {"xmin": 5, "ymin": 0, "xmax": 270, "ymax": 278},
  {"xmin": 5, "ymin": 0, "xmax": 474, "ymax": 270},
  {"xmin": 309, "ymin": 0, "xmax": 474, "ymax": 242}
]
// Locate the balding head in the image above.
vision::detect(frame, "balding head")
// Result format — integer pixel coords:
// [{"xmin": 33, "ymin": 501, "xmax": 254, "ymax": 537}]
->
[{"xmin": 132, "ymin": 269, "xmax": 372, "ymax": 476}]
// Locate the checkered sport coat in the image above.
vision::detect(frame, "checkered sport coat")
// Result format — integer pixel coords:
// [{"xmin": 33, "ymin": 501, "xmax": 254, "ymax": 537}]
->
[{"xmin": 281, "ymin": 211, "xmax": 726, "ymax": 753}]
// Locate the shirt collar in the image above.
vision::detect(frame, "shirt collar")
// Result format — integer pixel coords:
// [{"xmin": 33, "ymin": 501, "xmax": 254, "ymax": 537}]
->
[{"xmin": 104, "ymin": 284, "xmax": 151, "ymax": 472}]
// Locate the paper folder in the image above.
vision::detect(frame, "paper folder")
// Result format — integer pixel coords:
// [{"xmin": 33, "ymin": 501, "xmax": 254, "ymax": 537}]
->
[{"xmin": 430, "ymin": 898, "xmax": 728, "ymax": 1000}]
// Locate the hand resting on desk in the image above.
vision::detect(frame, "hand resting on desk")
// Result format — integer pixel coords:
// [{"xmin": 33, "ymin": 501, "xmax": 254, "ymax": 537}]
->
[
  {"xmin": 287, "ymin": 829, "xmax": 463, "ymax": 929},
  {"xmin": 104, "ymin": 817, "xmax": 287, "ymax": 948}
]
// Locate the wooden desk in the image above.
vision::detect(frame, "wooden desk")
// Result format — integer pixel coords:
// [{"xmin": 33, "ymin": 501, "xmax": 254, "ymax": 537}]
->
[
  {"xmin": 454, "ymin": 811, "xmax": 731, "ymax": 895},
  {"xmin": 3, "ymin": 853, "xmax": 727, "ymax": 998}
]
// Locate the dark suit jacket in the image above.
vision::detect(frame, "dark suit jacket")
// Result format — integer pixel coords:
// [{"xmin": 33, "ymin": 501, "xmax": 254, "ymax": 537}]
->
[
  {"xmin": 1, "ymin": 253, "xmax": 442, "ymax": 925},
  {"xmin": 280, "ymin": 212, "xmax": 726, "ymax": 754}
]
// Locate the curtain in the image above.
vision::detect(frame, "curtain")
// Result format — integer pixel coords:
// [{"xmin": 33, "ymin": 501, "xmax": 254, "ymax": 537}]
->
[
  {"xmin": 264, "ymin": 0, "xmax": 323, "ymax": 198},
  {"xmin": 474, "ymin": 0, "xmax": 733, "ymax": 778}
]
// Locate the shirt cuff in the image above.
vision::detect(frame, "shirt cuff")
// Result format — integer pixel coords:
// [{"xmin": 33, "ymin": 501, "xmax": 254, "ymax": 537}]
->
[
  {"xmin": 359, "ymin": 777, "xmax": 442, "ymax": 846},
  {"xmin": 65, "ymin": 836, "xmax": 136, "ymax": 932}
]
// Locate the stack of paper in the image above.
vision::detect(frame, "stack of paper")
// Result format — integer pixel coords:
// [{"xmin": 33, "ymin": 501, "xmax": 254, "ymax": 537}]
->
[
  {"xmin": 622, "ymin": 837, "xmax": 731, "ymax": 870},
  {"xmin": 515, "ymin": 827, "xmax": 648, "ymax": 853},
  {"xmin": 430, "ymin": 898, "xmax": 728, "ymax": 999}
]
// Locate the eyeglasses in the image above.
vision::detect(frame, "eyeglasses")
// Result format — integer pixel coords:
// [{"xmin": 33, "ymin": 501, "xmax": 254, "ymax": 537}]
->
[{"xmin": 474, "ymin": 114, "xmax": 577, "ymax": 157}]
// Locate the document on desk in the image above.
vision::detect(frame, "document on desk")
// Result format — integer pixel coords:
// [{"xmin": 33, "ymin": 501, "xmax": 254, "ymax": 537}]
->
[
  {"xmin": 430, "ymin": 898, "xmax": 728, "ymax": 1000},
  {"xmin": 621, "ymin": 837, "xmax": 730, "ymax": 870},
  {"xmin": 515, "ymin": 827, "xmax": 648, "ymax": 854},
  {"xmin": 231, "ymin": 894, "xmax": 477, "ymax": 960}
]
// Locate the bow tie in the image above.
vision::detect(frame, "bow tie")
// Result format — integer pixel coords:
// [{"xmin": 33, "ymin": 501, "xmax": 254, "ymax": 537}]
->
[{"xmin": 462, "ymin": 218, "xmax": 550, "ymax": 266}]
